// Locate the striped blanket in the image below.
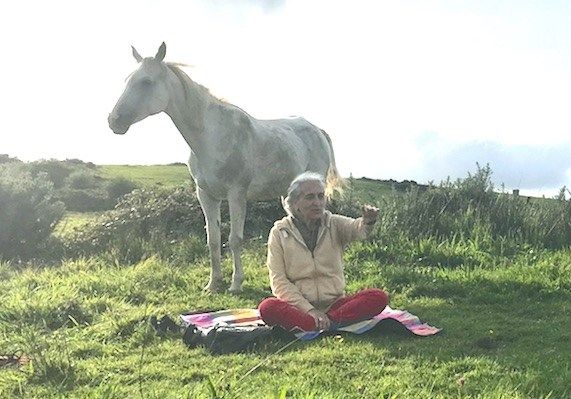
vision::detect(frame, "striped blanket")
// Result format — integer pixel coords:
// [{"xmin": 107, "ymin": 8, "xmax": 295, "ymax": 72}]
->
[{"xmin": 180, "ymin": 306, "xmax": 441, "ymax": 341}]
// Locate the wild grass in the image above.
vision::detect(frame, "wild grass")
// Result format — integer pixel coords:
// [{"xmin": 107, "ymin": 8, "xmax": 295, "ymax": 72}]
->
[
  {"xmin": 53, "ymin": 212, "xmax": 102, "ymax": 238},
  {"xmin": 0, "ymin": 244, "xmax": 569, "ymax": 398},
  {"xmin": 97, "ymin": 165, "xmax": 193, "ymax": 189},
  {"xmin": 2, "ymin": 164, "xmax": 570, "ymax": 397}
]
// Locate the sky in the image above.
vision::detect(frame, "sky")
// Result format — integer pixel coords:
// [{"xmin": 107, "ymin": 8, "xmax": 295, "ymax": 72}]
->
[{"xmin": 2, "ymin": 0, "xmax": 571, "ymax": 197}]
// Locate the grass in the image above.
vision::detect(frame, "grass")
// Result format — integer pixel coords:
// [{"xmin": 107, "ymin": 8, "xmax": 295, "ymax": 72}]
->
[
  {"xmin": 342, "ymin": 177, "xmax": 394, "ymax": 205},
  {"xmin": 3, "ymin": 164, "xmax": 570, "ymax": 397},
  {"xmin": 55, "ymin": 167, "xmax": 396, "ymax": 239},
  {"xmin": 97, "ymin": 165, "xmax": 395, "ymax": 200},
  {"xmin": 97, "ymin": 165, "xmax": 193, "ymax": 188},
  {"xmin": 0, "ymin": 244, "xmax": 569, "ymax": 398},
  {"xmin": 53, "ymin": 212, "xmax": 102, "ymax": 238},
  {"xmin": 55, "ymin": 164, "xmax": 194, "ymax": 236}
]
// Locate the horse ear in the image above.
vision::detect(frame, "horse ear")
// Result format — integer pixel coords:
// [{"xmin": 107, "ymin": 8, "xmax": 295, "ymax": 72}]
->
[
  {"xmin": 155, "ymin": 42, "xmax": 166, "ymax": 62},
  {"xmin": 132, "ymin": 46, "xmax": 143, "ymax": 63}
]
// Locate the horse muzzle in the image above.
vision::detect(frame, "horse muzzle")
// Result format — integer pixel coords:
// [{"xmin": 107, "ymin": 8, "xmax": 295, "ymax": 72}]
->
[{"xmin": 108, "ymin": 113, "xmax": 130, "ymax": 135}]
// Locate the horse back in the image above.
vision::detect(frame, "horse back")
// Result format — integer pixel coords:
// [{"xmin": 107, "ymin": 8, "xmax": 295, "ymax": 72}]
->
[{"xmin": 245, "ymin": 117, "xmax": 332, "ymax": 199}]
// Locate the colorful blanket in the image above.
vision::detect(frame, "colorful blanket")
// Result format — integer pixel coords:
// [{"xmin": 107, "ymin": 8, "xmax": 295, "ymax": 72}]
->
[{"xmin": 180, "ymin": 306, "xmax": 441, "ymax": 341}]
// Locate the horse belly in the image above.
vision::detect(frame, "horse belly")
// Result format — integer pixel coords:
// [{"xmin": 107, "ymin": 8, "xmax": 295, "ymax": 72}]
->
[
  {"xmin": 246, "ymin": 163, "xmax": 305, "ymax": 200},
  {"xmin": 247, "ymin": 179, "xmax": 289, "ymax": 200}
]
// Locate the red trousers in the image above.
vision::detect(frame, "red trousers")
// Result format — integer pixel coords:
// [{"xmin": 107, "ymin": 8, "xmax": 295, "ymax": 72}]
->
[{"xmin": 258, "ymin": 288, "xmax": 389, "ymax": 332}]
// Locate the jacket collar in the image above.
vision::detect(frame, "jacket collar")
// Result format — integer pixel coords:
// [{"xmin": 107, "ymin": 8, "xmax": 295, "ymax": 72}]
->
[{"xmin": 277, "ymin": 211, "xmax": 332, "ymax": 243}]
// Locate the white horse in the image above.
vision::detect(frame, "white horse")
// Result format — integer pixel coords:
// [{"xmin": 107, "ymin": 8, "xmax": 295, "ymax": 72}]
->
[{"xmin": 108, "ymin": 43, "xmax": 342, "ymax": 293}]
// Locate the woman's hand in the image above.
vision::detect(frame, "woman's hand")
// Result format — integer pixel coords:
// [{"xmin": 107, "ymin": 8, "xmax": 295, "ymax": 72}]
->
[
  {"xmin": 308, "ymin": 309, "xmax": 331, "ymax": 331},
  {"xmin": 362, "ymin": 204, "xmax": 379, "ymax": 225}
]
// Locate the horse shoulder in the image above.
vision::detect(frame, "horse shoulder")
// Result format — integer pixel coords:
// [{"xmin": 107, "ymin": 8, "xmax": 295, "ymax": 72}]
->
[{"xmin": 198, "ymin": 106, "xmax": 254, "ymax": 189}]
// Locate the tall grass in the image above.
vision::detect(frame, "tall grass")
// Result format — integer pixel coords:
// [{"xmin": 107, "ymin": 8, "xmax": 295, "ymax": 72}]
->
[{"xmin": 373, "ymin": 165, "xmax": 571, "ymax": 254}]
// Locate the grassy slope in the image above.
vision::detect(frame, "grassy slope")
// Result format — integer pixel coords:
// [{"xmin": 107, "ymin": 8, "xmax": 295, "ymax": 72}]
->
[
  {"xmin": 55, "ymin": 165, "xmax": 196, "ymax": 236},
  {"xmin": 2, "ymin": 166, "xmax": 569, "ymax": 397},
  {"xmin": 97, "ymin": 165, "xmax": 193, "ymax": 189},
  {"xmin": 345, "ymin": 178, "xmax": 393, "ymax": 204},
  {"xmin": 97, "ymin": 165, "xmax": 393, "ymax": 200},
  {"xmin": 54, "ymin": 166, "xmax": 393, "ymax": 237},
  {"xmin": 0, "ymin": 247, "xmax": 569, "ymax": 398}
]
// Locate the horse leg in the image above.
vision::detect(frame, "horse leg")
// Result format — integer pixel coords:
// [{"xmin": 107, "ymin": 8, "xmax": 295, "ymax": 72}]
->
[
  {"xmin": 228, "ymin": 192, "xmax": 247, "ymax": 293},
  {"xmin": 197, "ymin": 186, "xmax": 223, "ymax": 292}
]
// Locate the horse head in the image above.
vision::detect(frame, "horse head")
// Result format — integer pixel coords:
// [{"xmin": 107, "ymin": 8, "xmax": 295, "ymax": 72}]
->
[{"xmin": 108, "ymin": 42, "xmax": 170, "ymax": 135}]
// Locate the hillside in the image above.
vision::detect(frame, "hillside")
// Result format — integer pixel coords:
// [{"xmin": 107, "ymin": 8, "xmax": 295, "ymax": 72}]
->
[
  {"xmin": 96, "ymin": 164, "xmax": 422, "ymax": 201},
  {"xmin": 1, "ymin": 161, "xmax": 569, "ymax": 398},
  {"xmin": 97, "ymin": 164, "xmax": 193, "ymax": 188}
]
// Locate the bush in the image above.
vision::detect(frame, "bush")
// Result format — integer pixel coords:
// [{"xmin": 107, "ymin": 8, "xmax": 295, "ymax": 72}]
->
[
  {"xmin": 24, "ymin": 161, "xmax": 139, "ymax": 212},
  {"xmin": 0, "ymin": 154, "xmax": 22, "ymax": 164},
  {"xmin": 64, "ymin": 158, "xmax": 97, "ymax": 169},
  {"xmin": 61, "ymin": 164, "xmax": 571, "ymax": 264},
  {"xmin": 62, "ymin": 186, "xmax": 287, "ymax": 262},
  {"xmin": 242, "ymin": 199, "xmax": 285, "ymax": 239},
  {"xmin": 0, "ymin": 163, "xmax": 65, "ymax": 260},
  {"xmin": 65, "ymin": 170, "xmax": 99, "ymax": 190},
  {"xmin": 372, "ymin": 164, "xmax": 571, "ymax": 255},
  {"xmin": 62, "ymin": 187, "xmax": 206, "ymax": 262},
  {"xmin": 55, "ymin": 188, "xmax": 110, "ymax": 212},
  {"xmin": 28, "ymin": 159, "xmax": 74, "ymax": 189},
  {"xmin": 105, "ymin": 177, "xmax": 137, "ymax": 203}
]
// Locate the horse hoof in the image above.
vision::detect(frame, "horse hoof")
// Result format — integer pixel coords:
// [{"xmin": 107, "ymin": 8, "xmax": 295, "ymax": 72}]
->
[
  {"xmin": 228, "ymin": 285, "xmax": 243, "ymax": 294},
  {"xmin": 203, "ymin": 282, "xmax": 223, "ymax": 293}
]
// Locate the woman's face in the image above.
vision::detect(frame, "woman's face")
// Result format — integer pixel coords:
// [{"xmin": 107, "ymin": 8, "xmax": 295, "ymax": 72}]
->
[{"xmin": 295, "ymin": 181, "xmax": 326, "ymax": 222}]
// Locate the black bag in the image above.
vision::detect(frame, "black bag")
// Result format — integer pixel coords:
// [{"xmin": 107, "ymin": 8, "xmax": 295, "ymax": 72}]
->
[
  {"xmin": 150, "ymin": 315, "xmax": 183, "ymax": 335},
  {"xmin": 182, "ymin": 324, "xmax": 275, "ymax": 354}
]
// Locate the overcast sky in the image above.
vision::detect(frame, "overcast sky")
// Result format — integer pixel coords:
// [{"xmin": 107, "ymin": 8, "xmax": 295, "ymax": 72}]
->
[{"xmin": 2, "ymin": 0, "xmax": 571, "ymax": 197}]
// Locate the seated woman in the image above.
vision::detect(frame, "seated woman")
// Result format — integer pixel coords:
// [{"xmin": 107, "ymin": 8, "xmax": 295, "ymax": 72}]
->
[{"xmin": 258, "ymin": 172, "xmax": 389, "ymax": 332}]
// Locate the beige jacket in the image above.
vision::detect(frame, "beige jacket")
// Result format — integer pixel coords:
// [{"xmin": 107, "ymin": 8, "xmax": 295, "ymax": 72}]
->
[{"xmin": 266, "ymin": 210, "xmax": 372, "ymax": 313}]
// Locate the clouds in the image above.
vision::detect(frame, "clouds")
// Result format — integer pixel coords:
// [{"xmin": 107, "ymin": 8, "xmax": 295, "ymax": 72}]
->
[
  {"xmin": 412, "ymin": 132, "xmax": 571, "ymax": 193},
  {"xmin": 201, "ymin": 0, "xmax": 286, "ymax": 14}
]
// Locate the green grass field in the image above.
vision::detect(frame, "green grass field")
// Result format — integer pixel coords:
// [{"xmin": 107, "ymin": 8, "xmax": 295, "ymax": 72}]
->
[
  {"xmin": 97, "ymin": 164, "xmax": 193, "ymax": 188},
  {"xmin": 0, "ymin": 245, "xmax": 569, "ymax": 398},
  {"xmin": 1, "ymin": 165, "xmax": 570, "ymax": 398},
  {"xmin": 96, "ymin": 165, "xmax": 393, "ymax": 202}
]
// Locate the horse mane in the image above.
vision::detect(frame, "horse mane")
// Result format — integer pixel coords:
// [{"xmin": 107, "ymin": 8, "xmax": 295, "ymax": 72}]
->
[
  {"xmin": 166, "ymin": 63, "xmax": 256, "ymax": 120},
  {"xmin": 165, "ymin": 63, "xmax": 219, "ymax": 104}
]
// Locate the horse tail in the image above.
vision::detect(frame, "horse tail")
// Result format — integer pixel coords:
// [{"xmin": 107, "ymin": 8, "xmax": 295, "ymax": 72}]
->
[{"xmin": 320, "ymin": 129, "xmax": 345, "ymax": 198}]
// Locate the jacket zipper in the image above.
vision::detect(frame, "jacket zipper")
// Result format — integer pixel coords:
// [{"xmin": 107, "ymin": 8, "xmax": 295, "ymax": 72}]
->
[
  {"xmin": 287, "ymin": 224, "xmax": 329, "ymax": 306},
  {"xmin": 312, "ymin": 226, "xmax": 328, "ymax": 305}
]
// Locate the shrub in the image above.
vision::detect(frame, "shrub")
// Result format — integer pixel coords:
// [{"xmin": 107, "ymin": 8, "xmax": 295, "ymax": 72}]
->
[
  {"xmin": 242, "ymin": 199, "xmax": 285, "ymax": 239},
  {"xmin": 64, "ymin": 158, "xmax": 97, "ymax": 169},
  {"xmin": 65, "ymin": 170, "xmax": 99, "ymax": 190},
  {"xmin": 62, "ymin": 186, "xmax": 286, "ymax": 262},
  {"xmin": 62, "ymin": 164, "xmax": 571, "ymax": 263},
  {"xmin": 373, "ymin": 164, "xmax": 571, "ymax": 255},
  {"xmin": 0, "ymin": 154, "xmax": 22, "ymax": 164},
  {"xmin": 28, "ymin": 159, "xmax": 74, "ymax": 189},
  {"xmin": 105, "ymin": 177, "xmax": 137, "ymax": 203},
  {"xmin": 0, "ymin": 163, "xmax": 65, "ymax": 260},
  {"xmin": 55, "ymin": 188, "xmax": 110, "ymax": 212},
  {"xmin": 62, "ymin": 187, "xmax": 206, "ymax": 262}
]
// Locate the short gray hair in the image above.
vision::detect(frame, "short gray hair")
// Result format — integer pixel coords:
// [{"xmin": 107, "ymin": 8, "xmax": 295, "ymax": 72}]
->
[{"xmin": 281, "ymin": 172, "xmax": 326, "ymax": 217}]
